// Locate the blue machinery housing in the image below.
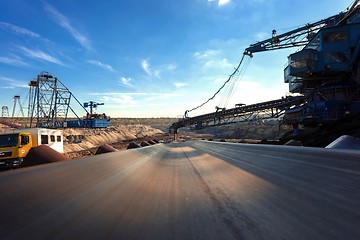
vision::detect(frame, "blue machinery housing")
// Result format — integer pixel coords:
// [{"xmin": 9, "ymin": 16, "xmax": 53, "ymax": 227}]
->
[
  {"xmin": 171, "ymin": 3, "xmax": 360, "ymax": 133},
  {"xmin": 65, "ymin": 118, "xmax": 110, "ymax": 128}
]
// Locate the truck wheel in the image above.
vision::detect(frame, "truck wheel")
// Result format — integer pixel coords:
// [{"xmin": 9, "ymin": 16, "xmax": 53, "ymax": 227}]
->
[{"xmin": 12, "ymin": 158, "xmax": 23, "ymax": 168}]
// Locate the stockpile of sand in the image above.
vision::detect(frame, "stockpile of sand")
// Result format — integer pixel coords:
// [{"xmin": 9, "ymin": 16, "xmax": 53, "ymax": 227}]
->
[
  {"xmin": 127, "ymin": 142, "xmax": 141, "ymax": 149},
  {"xmin": 22, "ymin": 145, "xmax": 70, "ymax": 167},
  {"xmin": 63, "ymin": 125, "xmax": 163, "ymax": 153},
  {"xmin": 95, "ymin": 144, "xmax": 119, "ymax": 155},
  {"xmin": 140, "ymin": 141, "xmax": 151, "ymax": 147}
]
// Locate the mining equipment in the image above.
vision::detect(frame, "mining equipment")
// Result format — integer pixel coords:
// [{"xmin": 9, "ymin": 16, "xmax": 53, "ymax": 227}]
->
[
  {"xmin": 170, "ymin": 1, "xmax": 360, "ymax": 144},
  {"xmin": 28, "ymin": 71, "xmax": 110, "ymax": 128}
]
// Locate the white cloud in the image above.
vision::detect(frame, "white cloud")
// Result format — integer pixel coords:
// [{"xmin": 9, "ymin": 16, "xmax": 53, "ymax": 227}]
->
[
  {"xmin": 89, "ymin": 91, "xmax": 181, "ymax": 101},
  {"xmin": 174, "ymin": 82, "xmax": 187, "ymax": 88},
  {"xmin": 0, "ymin": 55, "xmax": 28, "ymax": 66},
  {"xmin": 101, "ymin": 95, "xmax": 136, "ymax": 105},
  {"xmin": 141, "ymin": 59, "xmax": 152, "ymax": 76},
  {"xmin": 194, "ymin": 49, "xmax": 232, "ymax": 70},
  {"xmin": 204, "ymin": 58, "xmax": 232, "ymax": 69},
  {"xmin": 207, "ymin": 0, "xmax": 230, "ymax": 6},
  {"xmin": 219, "ymin": 0, "xmax": 230, "ymax": 6},
  {"xmin": 88, "ymin": 60, "xmax": 114, "ymax": 72},
  {"xmin": 194, "ymin": 49, "xmax": 222, "ymax": 60},
  {"xmin": 0, "ymin": 22, "xmax": 43, "ymax": 39},
  {"xmin": 18, "ymin": 46, "xmax": 63, "ymax": 65},
  {"xmin": 0, "ymin": 77, "xmax": 28, "ymax": 89},
  {"xmin": 44, "ymin": 3, "xmax": 92, "ymax": 51},
  {"xmin": 167, "ymin": 64, "xmax": 177, "ymax": 71},
  {"xmin": 98, "ymin": 92, "xmax": 182, "ymax": 106},
  {"xmin": 120, "ymin": 77, "xmax": 133, "ymax": 87},
  {"xmin": 82, "ymin": 91, "xmax": 184, "ymax": 117},
  {"xmin": 141, "ymin": 59, "xmax": 162, "ymax": 78}
]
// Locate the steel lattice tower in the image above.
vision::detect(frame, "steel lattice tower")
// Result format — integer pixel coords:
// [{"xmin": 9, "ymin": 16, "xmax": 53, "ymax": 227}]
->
[
  {"xmin": 29, "ymin": 71, "xmax": 83, "ymax": 128},
  {"xmin": 1, "ymin": 106, "xmax": 9, "ymax": 117},
  {"xmin": 12, "ymin": 95, "xmax": 25, "ymax": 118}
]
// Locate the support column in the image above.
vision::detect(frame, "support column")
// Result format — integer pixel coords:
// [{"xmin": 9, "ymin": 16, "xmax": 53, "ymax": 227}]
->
[{"xmin": 174, "ymin": 128, "xmax": 178, "ymax": 141}]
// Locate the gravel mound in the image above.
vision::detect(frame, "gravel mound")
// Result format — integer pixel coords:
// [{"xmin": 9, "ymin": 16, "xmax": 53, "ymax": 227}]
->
[
  {"xmin": 22, "ymin": 145, "xmax": 70, "ymax": 167},
  {"xmin": 95, "ymin": 144, "xmax": 119, "ymax": 155},
  {"xmin": 127, "ymin": 141, "xmax": 141, "ymax": 149},
  {"xmin": 140, "ymin": 141, "xmax": 151, "ymax": 147}
]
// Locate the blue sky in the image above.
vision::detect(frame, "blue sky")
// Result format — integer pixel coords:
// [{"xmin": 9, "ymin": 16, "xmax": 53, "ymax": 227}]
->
[{"xmin": 0, "ymin": 0, "xmax": 351, "ymax": 118}]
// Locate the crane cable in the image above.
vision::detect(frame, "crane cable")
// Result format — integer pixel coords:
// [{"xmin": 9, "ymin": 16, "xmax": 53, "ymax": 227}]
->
[
  {"xmin": 185, "ymin": 53, "xmax": 250, "ymax": 115},
  {"xmin": 217, "ymin": 56, "xmax": 251, "ymax": 109}
]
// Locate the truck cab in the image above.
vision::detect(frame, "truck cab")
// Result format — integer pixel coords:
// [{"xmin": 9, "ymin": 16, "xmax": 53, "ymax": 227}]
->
[{"xmin": 0, "ymin": 132, "xmax": 32, "ymax": 168}]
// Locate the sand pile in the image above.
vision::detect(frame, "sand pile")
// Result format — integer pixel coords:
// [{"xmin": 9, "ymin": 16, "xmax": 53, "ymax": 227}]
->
[
  {"xmin": 95, "ymin": 144, "xmax": 119, "ymax": 155},
  {"xmin": 22, "ymin": 145, "xmax": 70, "ymax": 167},
  {"xmin": 127, "ymin": 142, "xmax": 141, "ymax": 149},
  {"xmin": 63, "ymin": 125, "xmax": 163, "ymax": 153},
  {"xmin": 140, "ymin": 141, "xmax": 151, "ymax": 147}
]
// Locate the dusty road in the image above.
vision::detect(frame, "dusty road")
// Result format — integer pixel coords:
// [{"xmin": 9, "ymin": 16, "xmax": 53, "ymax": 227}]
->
[{"xmin": 0, "ymin": 141, "xmax": 359, "ymax": 239}]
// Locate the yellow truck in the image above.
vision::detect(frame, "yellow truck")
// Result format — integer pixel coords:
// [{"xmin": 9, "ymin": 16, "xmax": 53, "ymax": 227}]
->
[{"xmin": 0, "ymin": 128, "xmax": 63, "ymax": 168}]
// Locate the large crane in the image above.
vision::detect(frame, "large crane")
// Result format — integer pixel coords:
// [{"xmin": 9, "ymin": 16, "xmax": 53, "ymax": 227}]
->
[
  {"xmin": 170, "ymin": 1, "xmax": 360, "ymax": 139},
  {"xmin": 245, "ymin": 0, "xmax": 359, "ymax": 55},
  {"xmin": 28, "ymin": 72, "xmax": 110, "ymax": 128}
]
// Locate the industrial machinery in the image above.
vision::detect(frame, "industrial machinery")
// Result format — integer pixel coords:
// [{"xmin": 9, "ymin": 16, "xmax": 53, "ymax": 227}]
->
[
  {"xmin": 170, "ymin": 1, "xmax": 360, "ymax": 139},
  {"xmin": 28, "ymin": 71, "xmax": 110, "ymax": 128},
  {"xmin": 65, "ymin": 101, "xmax": 109, "ymax": 128}
]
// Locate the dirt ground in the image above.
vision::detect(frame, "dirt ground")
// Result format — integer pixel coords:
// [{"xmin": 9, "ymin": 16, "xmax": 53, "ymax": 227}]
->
[
  {"xmin": 66, "ymin": 131, "xmax": 214, "ymax": 159},
  {"xmin": 0, "ymin": 122, "xmax": 214, "ymax": 159}
]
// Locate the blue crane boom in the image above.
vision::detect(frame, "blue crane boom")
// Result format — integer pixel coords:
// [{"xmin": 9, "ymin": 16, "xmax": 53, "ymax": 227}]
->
[{"xmin": 245, "ymin": 0, "xmax": 359, "ymax": 55}]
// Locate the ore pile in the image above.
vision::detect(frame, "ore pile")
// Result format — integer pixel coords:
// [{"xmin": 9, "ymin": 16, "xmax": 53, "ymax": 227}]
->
[
  {"xmin": 22, "ymin": 145, "xmax": 70, "ymax": 167},
  {"xmin": 140, "ymin": 141, "xmax": 151, "ymax": 147},
  {"xmin": 127, "ymin": 141, "xmax": 141, "ymax": 149},
  {"xmin": 95, "ymin": 144, "xmax": 119, "ymax": 155}
]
